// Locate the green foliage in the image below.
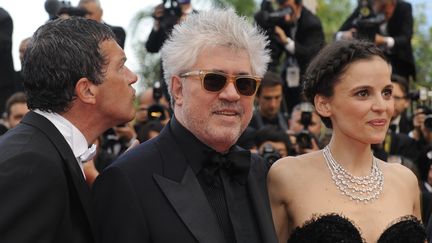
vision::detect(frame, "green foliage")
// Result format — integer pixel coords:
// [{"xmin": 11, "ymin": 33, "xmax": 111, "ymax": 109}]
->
[
  {"xmin": 316, "ymin": 0, "xmax": 352, "ymax": 42},
  {"xmin": 412, "ymin": 3, "xmax": 432, "ymax": 86},
  {"xmin": 205, "ymin": 0, "xmax": 258, "ymax": 17}
]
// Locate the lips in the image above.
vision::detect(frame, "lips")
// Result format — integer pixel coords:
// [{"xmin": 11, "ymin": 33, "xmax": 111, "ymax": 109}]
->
[
  {"xmin": 214, "ymin": 110, "xmax": 239, "ymax": 116},
  {"xmin": 368, "ymin": 119, "xmax": 387, "ymax": 126}
]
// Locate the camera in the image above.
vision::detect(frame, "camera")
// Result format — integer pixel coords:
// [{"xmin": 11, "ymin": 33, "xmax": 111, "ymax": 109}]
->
[
  {"xmin": 255, "ymin": 0, "xmax": 294, "ymax": 31},
  {"xmin": 44, "ymin": 0, "xmax": 88, "ymax": 20},
  {"xmin": 147, "ymin": 81, "xmax": 167, "ymax": 121},
  {"xmin": 351, "ymin": 0, "xmax": 385, "ymax": 41},
  {"xmin": 153, "ymin": 0, "xmax": 183, "ymax": 31},
  {"xmin": 415, "ymin": 105, "xmax": 432, "ymax": 131},
  {"xmin": 260, "ymin": 143, "xmax": 281, "ymax": 165},
  {"xmin": 407, "ymin": 87, "xmax": 432, "ymax": 102},
  {"xmin": 295, "ymin": 103, "xmax": 314, "ymax": 150}
]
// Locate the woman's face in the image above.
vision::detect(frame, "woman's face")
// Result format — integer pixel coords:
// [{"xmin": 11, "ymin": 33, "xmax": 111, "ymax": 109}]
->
[{"xmin": 326, "ymin": 56, "xmax": 394, "ymax": 145}]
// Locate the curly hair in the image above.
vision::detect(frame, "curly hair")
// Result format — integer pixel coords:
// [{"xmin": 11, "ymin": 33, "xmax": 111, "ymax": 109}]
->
[
  {"xmin": 161, "ymin": 9, "xmax": 270, "ymax": 102},
  {"xmin": 302, "ymin": 40, "xmax": 389, "ymax": 128}
]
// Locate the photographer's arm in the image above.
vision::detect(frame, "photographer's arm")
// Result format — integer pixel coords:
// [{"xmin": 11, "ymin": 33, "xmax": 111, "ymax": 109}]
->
[
  {"xmin": 145, "ymin": 4, "xmax": 168, "ymax": 53},
  {"xmin": 389, "ymin": 2, "xmax": 413, "ymax": 49}
]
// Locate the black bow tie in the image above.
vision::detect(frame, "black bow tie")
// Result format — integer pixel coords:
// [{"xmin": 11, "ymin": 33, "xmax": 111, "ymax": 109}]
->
[{"xmin": 202, "ymin": 150, "xmax": 251, "ymax": 185}]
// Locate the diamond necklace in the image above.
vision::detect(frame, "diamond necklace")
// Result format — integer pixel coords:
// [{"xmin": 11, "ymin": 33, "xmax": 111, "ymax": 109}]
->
[{"xmin": 323, "ymin": 145, "xmax": 384, "ymax": 203}]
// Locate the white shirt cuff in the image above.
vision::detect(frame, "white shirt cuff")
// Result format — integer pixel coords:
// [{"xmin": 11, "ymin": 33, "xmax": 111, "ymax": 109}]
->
[
  {"xmin": 386, "ymin": 37, "xmax": 395, "ymax": 48},
  {"xmin": 284, "ymin": 38, "xmax": 295, "ymax": 54}
]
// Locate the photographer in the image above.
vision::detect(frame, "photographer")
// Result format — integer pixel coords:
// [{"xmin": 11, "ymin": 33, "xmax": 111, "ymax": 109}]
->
[
  {"xmin": 288, "ymin": 102, "xmax": 321, "ymax": 154},
  {"xmin": 255, "ymin": 0, "xmax": 324, "ymax": 114},
  {"xmin": 337, "ymin": 0, "xmax": 415, "ymax": 81},
  {"xmin": 78, "ymin": 0, "xmax": 126, "ymax": 48},
  {"xmin": 134, "ymin": 82, "xmax": 171, "ymax": 132},
  {"xmin": 249, "ymin": 71, "xmax": 288, "ymax": 131},
  {"xmin": 390, "ymin": 74, "xmax": 412, "ymax": 134},
  {"xmin": 145, "ymin": 0, "xmax": 194, "ymax": 54},
  {"xmin": 255, "ymin": 126, "xmax": 293, "ymax": 165}
]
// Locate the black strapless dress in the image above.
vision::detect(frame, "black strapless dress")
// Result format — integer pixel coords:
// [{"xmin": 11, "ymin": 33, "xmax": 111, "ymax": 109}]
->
[{"xmin": 288, "ymin": 214, "xmax": 426, "ymax": 243}]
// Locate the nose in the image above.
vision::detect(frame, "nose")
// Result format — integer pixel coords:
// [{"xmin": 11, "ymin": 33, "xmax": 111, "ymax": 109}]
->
[
  {"xmin": 269, "ymin": 97, "xmax": 279, "ymax": 108},
  {"xmin": 371, "ymin": 95, "xmax": 389, "ymax": 112},
  {"xmin": 127, "ymin": 67, "xmax": 138, "ymax": 85},
  {"xmin": 218, "ymin": 79, "xmax": 241, "ymax": 101}
]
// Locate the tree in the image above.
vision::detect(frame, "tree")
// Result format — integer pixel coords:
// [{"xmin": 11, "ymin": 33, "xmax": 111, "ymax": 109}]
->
[
  {"xmin": 412, "ymin": 3, "xmax": 432, "ymax": 86},
  {"xmin": 316, "ymin": 0, "xmax": 352, "ymax": 43}
]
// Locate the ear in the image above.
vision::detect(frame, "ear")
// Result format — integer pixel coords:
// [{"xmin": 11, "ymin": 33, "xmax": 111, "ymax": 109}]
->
[
  {"xmin": 75, "ymin": 78, "xmax": 97, "ymax": 105},
  {"xmin": 314, "ymin": 94, "xmax": 331, "ymax": 118},
  {"xmin": 171, "ymin": 75, "xmax": 183, "ymax": 107}
]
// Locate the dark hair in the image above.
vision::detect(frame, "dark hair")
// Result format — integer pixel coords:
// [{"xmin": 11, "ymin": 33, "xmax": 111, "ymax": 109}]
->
[
  {"xmin": 391, "ymin": 74, "xmax": 409, "ymax": 96},
  {"xmin": 137, "ymin": 120, "xmax": 164, "ymax": 143},
  {"xmin": 254, "ymin": 126, "xmax": 292, "ymax": 153},
  {"xmin": 22, "ymin": 17, "xmax": 116, "ymax": 113},
  {"xmin": 302, "ymin": 40, "xmax": 389, "ymax": 128},
  {"xmin": 5, "ymin": 92, "xmax": 27, "ymax": 117},
  {"xmin": 257, "ymin": 71, "xmax": 284, "ymax": 96}
]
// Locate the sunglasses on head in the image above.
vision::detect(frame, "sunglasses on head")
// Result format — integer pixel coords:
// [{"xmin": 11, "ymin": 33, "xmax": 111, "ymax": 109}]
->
[{"xmin": 179, "ymin": 70, "xmax": 261, "ymax": 96}]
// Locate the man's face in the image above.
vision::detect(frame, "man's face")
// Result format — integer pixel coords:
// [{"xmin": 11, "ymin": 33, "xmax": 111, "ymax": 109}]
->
[
  {"xmin": 392, "ymin": 82, "xmax": 409, "ymax": 119},
  {"xmin": 279, "ymin": 0, "xmax": 301, "ymax": 19},
  {"xmin": 80, "ymin": 2, "xmax": 103, "ymax": 22},
  {"xmin": 7, "ymin": 102, "xmax": 29, "ymax": 129},
  {"xmin": 174, "ymin": 45, "xmax": 255, "ymax": 152},
  {"xmin": 258, "ymin": 85, "xmax": 283, "ymax": 119},
  {"xmin": 95, "ymin": 39, "xmax": 137, "ymax": 126},
  {"xmin": 259, "ymin": 141, "xmax": 288, "ymax": 157}
]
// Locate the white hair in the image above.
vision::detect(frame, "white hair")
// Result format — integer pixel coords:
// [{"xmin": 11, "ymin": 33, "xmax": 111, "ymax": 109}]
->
[{"xmin": 161, "ymin": 8, "xmax": 270, "ymax": 99}]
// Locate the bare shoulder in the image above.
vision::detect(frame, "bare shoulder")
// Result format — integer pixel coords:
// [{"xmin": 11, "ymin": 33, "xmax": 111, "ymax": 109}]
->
[
  {"xmin": 380, "ymin": 160, "xmax": 419, "ymax": 190},
  {"xmin": 268, "ymin": 150, "xmax": 324, "ymax": 185}
]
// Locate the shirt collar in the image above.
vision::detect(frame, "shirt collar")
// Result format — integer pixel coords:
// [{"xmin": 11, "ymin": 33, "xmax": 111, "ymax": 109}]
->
[{"xmin": 33, "ymin": 109, "xmax": 96, "ymax": 162}]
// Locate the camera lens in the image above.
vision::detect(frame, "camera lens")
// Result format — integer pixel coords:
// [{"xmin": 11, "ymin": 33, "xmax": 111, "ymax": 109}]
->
[{"xmin": 424, "ymin": 115, "xmax": 432, "ymax": 130}]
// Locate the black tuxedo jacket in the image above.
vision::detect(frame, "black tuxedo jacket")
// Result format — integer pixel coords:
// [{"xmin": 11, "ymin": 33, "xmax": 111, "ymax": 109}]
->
[
  {"xmin": 93, "ymin": 119, "xmax": 277, "ymax": 243},
  {"xmin": 0, "ymin": 111, "xmax": 96, "ymax": 243},
  {"xmin": 339, "ymin": 0, "xmax": 415, "ymax": 79}
]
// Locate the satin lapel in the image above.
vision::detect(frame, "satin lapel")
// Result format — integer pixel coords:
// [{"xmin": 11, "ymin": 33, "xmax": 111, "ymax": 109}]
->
[
  {"xmin": 21, "ymin": 112, "xmax": 97, "ymax": 237},
  {"xmin": 247, "ymin": 176, "xmax": 278, "ymax": 243},
  {"xmin": 154, "ymin": 167, "xmax": 224, "ymax": 243}
]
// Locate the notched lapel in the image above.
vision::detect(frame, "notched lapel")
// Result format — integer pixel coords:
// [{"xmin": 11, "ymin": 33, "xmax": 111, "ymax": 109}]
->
[{"xmin": 154, "ymin": 167, "xmax": 225, "ymax": 243}]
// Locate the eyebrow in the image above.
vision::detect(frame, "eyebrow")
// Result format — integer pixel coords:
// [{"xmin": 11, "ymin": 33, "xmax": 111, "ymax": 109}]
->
[
  {"xmin": 350, "ymin": 84, "xmax": 393, "ymax": 92},
  {"xmin": 213, "ymin": 69, "xmax": 251, "ymax": 75}
]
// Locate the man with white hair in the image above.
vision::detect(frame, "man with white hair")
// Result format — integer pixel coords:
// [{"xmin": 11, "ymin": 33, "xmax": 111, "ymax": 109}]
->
[{"xmin": 93, "ymin": 9, "xmax": 278, "ymax": 243}]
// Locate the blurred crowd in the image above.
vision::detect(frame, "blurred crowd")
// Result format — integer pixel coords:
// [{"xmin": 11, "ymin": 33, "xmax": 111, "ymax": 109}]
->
[{"xmin": 1, "ymin": 0, "xmax": 432, "ymax": 226}]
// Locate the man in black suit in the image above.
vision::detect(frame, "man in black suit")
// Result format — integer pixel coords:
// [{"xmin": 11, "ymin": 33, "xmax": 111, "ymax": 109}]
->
[
  {"xmin": 93, "ymin": 9, "xmax": 278, "ymax": 243},
  {"xmin": 78, "ymin": 0, "xmax": 126, "ymax": 48},
  {"xmin": 337, "ymin": 0, "xmax": 415, "ymax": 81},
  {"xmin": 0, "ymin": 17, "xmax": 137, "ymax": 243},
  {"xmin": 0, "ymin": 7, "xmax": 15, "ymax": 117},
  {"xmin": 256, "ymin": 0, "xmax": 325, "ymax": 114}
]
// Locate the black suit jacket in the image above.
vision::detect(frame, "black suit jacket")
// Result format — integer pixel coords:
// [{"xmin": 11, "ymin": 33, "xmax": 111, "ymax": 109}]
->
[
  {"xmin": 339, "ymin": 0, "xmax": 415, "ymax": 79},
  {"xmin": 0, "ymin": 111, "xmax": 96, "ymax": 243},
  {"xmin": 93, "ymin": 119, "xmax": 277, "ymax": 243},
  {"xmin": 278, "ymin": 7, "xmax": 325, "ymax": 113},
  {"xmin": 0, "ymin": 8, "xmax": 16, "ymax": 115}
]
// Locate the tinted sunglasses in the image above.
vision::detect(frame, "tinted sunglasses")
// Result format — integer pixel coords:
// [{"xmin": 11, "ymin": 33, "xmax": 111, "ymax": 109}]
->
[{"xmin": 180, "ymin": 70, "xmax": 261, "ymax": 96}]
